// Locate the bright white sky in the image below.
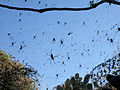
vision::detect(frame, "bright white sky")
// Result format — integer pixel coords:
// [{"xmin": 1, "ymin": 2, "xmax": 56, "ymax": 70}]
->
[{"xmin": 0, "ymin": 0, "xmax": 120, "ymax": 89}]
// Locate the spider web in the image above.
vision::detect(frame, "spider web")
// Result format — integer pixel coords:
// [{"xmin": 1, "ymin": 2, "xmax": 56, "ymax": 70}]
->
[{"xmin": 90, "ymin": 53, "xmax": 120, "ymax": 87}]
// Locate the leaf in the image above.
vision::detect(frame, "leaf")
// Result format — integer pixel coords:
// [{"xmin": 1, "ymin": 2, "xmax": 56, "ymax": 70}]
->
[{"xmin": 83, "ymin": 74, "xmax": 90, "ymax": 85}]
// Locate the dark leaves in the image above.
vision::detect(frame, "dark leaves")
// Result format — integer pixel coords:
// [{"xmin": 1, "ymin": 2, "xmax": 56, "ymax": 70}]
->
[
  {"xmin": 75, "ymin": 73, "xmax": 79, "ymax": 79},
  {"xmin": 106, "ymin": 74, "xmax": 120, "ymax": 89},
  {"xmin": 83, "ymin": 74, "xmax": 90, "ymax": 85}
]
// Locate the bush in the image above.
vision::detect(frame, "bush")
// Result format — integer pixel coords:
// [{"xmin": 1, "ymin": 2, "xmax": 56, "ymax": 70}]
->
[
  {"xmin": 0, "ymin": 50, "xmax": 40, "ymax": 90},
  {"xmin": 54, "ymin": 73, "xmax": 92, "ymax": 90}
]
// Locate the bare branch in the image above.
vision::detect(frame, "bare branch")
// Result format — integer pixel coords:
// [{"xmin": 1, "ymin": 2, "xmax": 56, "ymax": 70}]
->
[
  {"xmin": 107, "ymin": 0, "xmax": 120, "ymax": 5},
  {"xmin": 0, "ymin": 0, "xmax": 119, "ymax": 13},
  {"xmin": 0, "ymin": 0, "xmax": 106, "ymax": 13}
]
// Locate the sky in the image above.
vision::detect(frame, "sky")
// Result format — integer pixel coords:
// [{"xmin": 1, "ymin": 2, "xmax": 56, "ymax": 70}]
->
[{"xmin": 0, "ymin": 0, "xmax": 120, "ymax": 89}]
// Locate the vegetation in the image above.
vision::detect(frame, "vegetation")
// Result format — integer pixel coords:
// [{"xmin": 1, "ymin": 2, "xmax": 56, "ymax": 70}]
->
[
  {"xmin": 53, "ymin": 73, "xmax": 92, "ymax": 90},
  {"xmin": 54, "ymin": 53, "xmax": 120, "ymax": 90},
  {"xmin": 0, "ymin": 49, "xmax": 40, "ymax": 90},
  {"xmin": 1, "ymin": 47, "xmax": 120, "ymax": 90},
  {"xmin": 0, "ymin": 1, "xmax": 120, "ymax": 89},
  {"xmin": 54, "ymin": 73, "xmax": 118, "ymax": 90}
]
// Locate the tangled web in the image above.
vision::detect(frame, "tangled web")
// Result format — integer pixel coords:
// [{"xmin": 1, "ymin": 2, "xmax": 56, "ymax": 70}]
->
[{"xmin": 90, "ymin": 53, "xmax": 120, "ymax": 87}]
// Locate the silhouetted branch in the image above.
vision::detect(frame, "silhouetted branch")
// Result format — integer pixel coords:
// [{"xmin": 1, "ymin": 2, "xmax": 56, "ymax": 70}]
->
[
  {"xmin": 0, "ymin": 0, "xmax": 106, "ymax": 13},
  {"xmin": 107, "ymin": 0, "xmax": 120, "ymax": 5},
  {"xmin": 0, "ymin": 0, "xmax": 120, "ymax": 13}
]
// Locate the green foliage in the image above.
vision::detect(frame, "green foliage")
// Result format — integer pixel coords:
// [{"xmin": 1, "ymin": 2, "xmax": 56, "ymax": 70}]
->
[
  {"xmin": 54, "ymin": 73, "xmax": 117, "ymax": 90},
  {"xmin": 54, "ymin": 73, "xmax": 92, "ymax": 90},
  {"xmin": 90, "ymin": 53, "xmax": 120, "ymax": 89},
  {"xmin": 55, "ymin": 53, "xmax": 120, "ymax": 90},
  {"xmin": 0, "ymin": 50, "xmax": 40, "ymax": 90}
]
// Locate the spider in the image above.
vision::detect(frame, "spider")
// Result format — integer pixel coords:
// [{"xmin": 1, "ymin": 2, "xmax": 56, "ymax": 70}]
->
[
  {"xmin": 11, "ymin": 42, "xmax": 14, "ymax": 46},
  {"xmin": 52, "ymin": 38, "xmax": 56, "ymax": 41},
  {"xmin": 20, "ymin": 45, "xmax": 23, "ymax": 50},
  {"xmin": 60, "ymin": 40, "xmax": 63, "ymax": 44},
  {"xmin": 48, "ymin": 52, "xmax": 58, "ymax": 64},
  {"xmin": 49, "ymin": 53, "xmax": 55, "ymax": 64}
]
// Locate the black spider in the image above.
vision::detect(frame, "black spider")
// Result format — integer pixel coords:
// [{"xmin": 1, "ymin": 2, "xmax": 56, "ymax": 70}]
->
[
  {"xmin": 49, "ymin": 53, "xmax": 56, "ymax": 64},
  {"xmin": 52, "ymin": 38, "xmax": 56, "ymax": 41},
  {"xmin": 8, "ymin": 33, "xmax": 10, "ymax": 35},
  {"xmin": 20, "ymin": 45, "xmax": 22, "ymax": 50},
  {"xmin": 68, "ymin": 32, "xmax": 72, "ymax": 35},
  {"xmin": 60, "ymin": 40, "xmax": 63, "ymax": 44},
  {"xmin": 11, "ymin": 42, "xmax": 14, "ymax": 46}
]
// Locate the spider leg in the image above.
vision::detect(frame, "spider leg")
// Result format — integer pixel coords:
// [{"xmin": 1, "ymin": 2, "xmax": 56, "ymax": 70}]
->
[
  {"xmin": 48, "ymin": 58, "xmax": 55, "ymax": 65},
  {"xmin": 52, "ymin": 59, "xmax": 56, "ymax": 64},
  {"xmin": 54, "ymin": 55, "xmax": 59, "ymax": 58},
  {"xmin": 50, "ymin": 58, "xmax": 56, "ymax": 65}
]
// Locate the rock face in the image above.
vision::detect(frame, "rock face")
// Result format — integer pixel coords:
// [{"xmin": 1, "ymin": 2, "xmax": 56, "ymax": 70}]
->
[{"xmin": 106, "ymin": 74, "xmax": 120, "ymax": 89}]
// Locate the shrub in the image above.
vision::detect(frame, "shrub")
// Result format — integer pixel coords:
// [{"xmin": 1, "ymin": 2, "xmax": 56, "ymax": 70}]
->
[{"xmin": 0, "ymin": 50, "xmax": 40, "ymax": 90}]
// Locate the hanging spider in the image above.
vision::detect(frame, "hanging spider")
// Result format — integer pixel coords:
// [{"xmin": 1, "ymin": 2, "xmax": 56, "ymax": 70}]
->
[
  {"xmin": 50, "ymin": 53, "xmax": 54, "ymax": 59},
  {"xmin": 11, "ymin": 42, "xmax": 15, "ymax": 46},
  {"xmin": 8, "ymin": 32, "xmax": 10, "ymax": 35},
  {"xmin": 19, "ymin": 13, "xmax": 22, "ymax": 16},
  {"xmin": 57, "ymin": 21, "xmax": 60, "ymax": 24},
  {"xmin": 48, "ymin": 53, "xmax": 58, "ymax": 64},
  {"xmin": 110, "ymin": 38, "xmax": 113, "ymax": 43},
  {"xmin": 52, "ymin": 38, "xmax": 56, "ymax": 41},
  {"xmin": 79, "ymin": 64, "xmax": 81, "ymax": 67},
  {"xmin": 19, "ymin": 19, "xmax": 21, "ymax": 22},
  {"xmin": 68, "ymin": 32, "xmax": 73, "ymax": 35},
  {"xmin": 56, "ymin": 74, "xmax": 58, "ymax": 77},
  {"xmin": 67, "ymin": 56, "xmax": 70, "ymax": 60},
  {"xmin": 64, "ymin": 22, "xmax": 67, "ymax": 25},
  {"xmin": 83, "ymin": 21, "xmax": 85, "ymax": 25},
  {"xmin": 18, "ymin": 44, "xmax": 26, "ymax": 53},
  {"xmin": 38, "ymin": 1, "xmax": 41, "ymax": 4},
  {"xmin": 62, "ymin": 61, "xmax": 64, "ymax": 65},
  {"xmin": 20, "ymin": 45, "xmax": 23, "ymax": 50},
  {"xmin": 49, "ymin": 53, "xmax": 55, "ymax": 64},
  {"xmin": 33, "ymin": 35, "xmax": 36, "ymax": 39},
  {"xmin": 60, "ymin": 39, "xmax": 63, "ymax": 44}
]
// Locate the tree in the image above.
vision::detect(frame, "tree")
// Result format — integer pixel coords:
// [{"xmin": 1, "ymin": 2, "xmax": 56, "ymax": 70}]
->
[
  {"xmin": 54, "ymin": 53, "xmax": 120, "ymax": 90},
  {"xmin": 0, "ymin": 0, "xmax": 120, "ymax": 13},
  {"xmin": 0, "ymin": 49, "xmax": 40, "ymax": 90},
  {"xmin": 1, "ymin": 0, "xmax": 120, "ymax": 89},
  {"xmin": 53, "ymin": 73, "xmax": 92, "ymax": 90}
]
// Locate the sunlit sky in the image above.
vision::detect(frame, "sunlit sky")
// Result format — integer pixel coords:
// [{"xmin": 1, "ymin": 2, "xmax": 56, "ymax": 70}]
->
[{"xmin": 0, "ymin": 0, "xmax": 120, "ymax": 89}]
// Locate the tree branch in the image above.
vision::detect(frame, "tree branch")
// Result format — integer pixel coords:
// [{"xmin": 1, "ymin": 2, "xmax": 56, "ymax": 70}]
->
[
  {"xmin": 0, "ymin": 0, "xmax": 119, "ymax": 13},
  {"xmin": 107, "ymin": 0, "xmax": 120, "ymax": 5}
]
